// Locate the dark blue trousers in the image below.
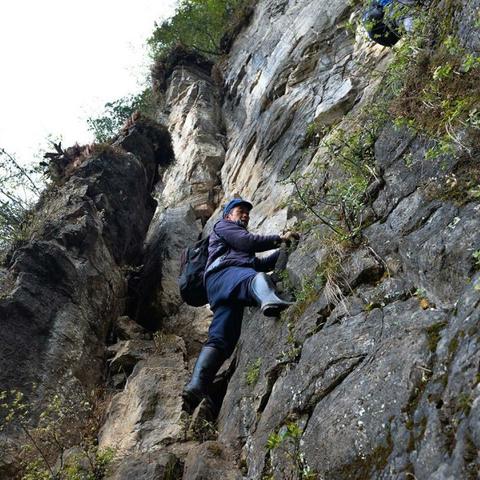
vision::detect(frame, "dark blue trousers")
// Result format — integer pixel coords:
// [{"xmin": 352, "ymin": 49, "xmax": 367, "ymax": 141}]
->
[{"xmin": 205, "ymin": 267, "xmax": 257, "ymax": 358}]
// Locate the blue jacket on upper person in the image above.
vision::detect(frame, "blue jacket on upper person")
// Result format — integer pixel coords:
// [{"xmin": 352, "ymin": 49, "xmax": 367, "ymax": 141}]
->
[
  {"xmin": 378, "ymin": 0, "xmax": 419, "ymax": 5},
  {"xmin": 205, "ymin": 218, "xmax": 282, "ymax": 279}
]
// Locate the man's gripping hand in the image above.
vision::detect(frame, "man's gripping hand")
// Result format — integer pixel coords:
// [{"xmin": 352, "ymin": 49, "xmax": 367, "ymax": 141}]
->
[{"xmin": 279, "ymin": 231, "xmax": 300, "ymax": 244}]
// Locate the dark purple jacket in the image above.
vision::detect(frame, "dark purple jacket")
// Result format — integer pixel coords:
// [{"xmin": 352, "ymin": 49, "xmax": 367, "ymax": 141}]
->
[{"xmin": 205, "ymin": 219, "xmax": 281, "ymax": 278}]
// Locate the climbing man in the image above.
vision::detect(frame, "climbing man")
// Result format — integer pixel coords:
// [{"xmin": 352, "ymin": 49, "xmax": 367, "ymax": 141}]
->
[
  {"xmin": 182, "ymin": 198, "xmax": 299, "ymax": 414},
  {"xmin": 362, "ymin": 0, "xmax": 421, "ymax": 46}
]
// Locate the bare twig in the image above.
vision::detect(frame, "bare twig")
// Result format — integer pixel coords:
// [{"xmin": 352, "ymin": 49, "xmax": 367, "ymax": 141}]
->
[
  {"xmin": 0, "ymin": 148, "xmax": 41, "ymax": 195},
  {"xmin": 292, "ymin": 178, "xmax": 343, "ymax": 236},
  {"xmin": 19, "ymin": 424, "xmax": 56, "ymax": 479}
]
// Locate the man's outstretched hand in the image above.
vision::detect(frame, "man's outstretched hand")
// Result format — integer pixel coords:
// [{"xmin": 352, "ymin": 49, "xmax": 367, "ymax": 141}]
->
[{"xmin": 280, "ymin": 231, "xmax": 300, "ymax": 244}]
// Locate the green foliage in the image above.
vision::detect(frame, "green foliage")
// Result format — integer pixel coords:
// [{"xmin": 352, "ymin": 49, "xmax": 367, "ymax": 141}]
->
[
  {"xmin": 289, "ymin": 270, "xmax": 323, "ymax": 320},
  {"xmin": 86, "ymin": 89, "xmax": 156, "ymax": 143},
  {"xmin": 0, "ymin": 388, "xmax": 112, "ymax": 480},
  {"xmin": 424, "ymin": 139, "xmax": 455, "ymax": 162},
  {"xmin": 364, "ymin": 301, "xmax": 382, "ymax": 312},
  {"xmin": 387, "ymin": 1, "xmax": 480, "ymax": 147},
  {"xmin": 343, "ymin": 1, "xmax": 479, "ymax": 168},
  {"xmin": 461, "ymin": 53, "xmax": 480, "ymax": 72},
  {"xmin": 283, "ymin": 236, "xmax": 353, "ymax": 327},
  {"xmin": 266, "ymin": 422, "xmax": 317, "ymax": 479},
  {"xmin": 245, "ymin": 358, "xmax": 262, "ymax": 386},
  {"xmin": 0, "ymin": 148, "xmax": 46, "ymax": 260},
  {"xmin": 432, "ymin": 62, "xmax": 453, "ymax": 81},
  {"xmin": 266, "ymin": 431, "xmax": 283, "ymax": 451},
  {"xmin": 456, "ymin": 392, "xmax": 473, "ymax": 415},
  {"xmin": 148, "ymin": 0, "xmax": 243, "ymax": 59},
  {"xmin": 289, "ymin": 109, "xmax": 383, "ymax": 240},
  {"xmin": 303, "ymin": 122, "xmax": 326, "ymax": 148},
  {"xmin": 276, "ymin": 1, "xmax": 479, "ymax": 342},
  {"xmin": 472, "ymin": 251, "xmax": 480, "ymax": 269},
  {"xmin": 475, "ymin": 9, "xmax": 480, "ymax": 29},
  {"xmin": 278, "ymin": 344, "xmax": 302, "ymax": 365}
]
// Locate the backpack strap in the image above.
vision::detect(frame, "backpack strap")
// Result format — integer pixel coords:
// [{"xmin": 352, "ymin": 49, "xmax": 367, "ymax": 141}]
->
[{"xmin": 204, "ymin": 223, "xmax": 230, "ymax": 275}]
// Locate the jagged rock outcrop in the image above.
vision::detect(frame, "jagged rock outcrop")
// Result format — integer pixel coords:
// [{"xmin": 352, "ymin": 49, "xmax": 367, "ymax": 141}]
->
[
  {"xmin": 100, "ymin": 334, "xmax": 188, "ymax": 457},
  {"xmin": 128, "ymin": 61, "xmax": 222, "ymax": 343},
  {"xmin": 95, "ymin": 59, "xmax": 227, "ymax": 478},
  {"xmin": 0, "ymin": 119, "xmax": 173, "ymax": 435},
  {"xmin": 157, "ymin": 60, "xmax": 225, "ymax": 219}
]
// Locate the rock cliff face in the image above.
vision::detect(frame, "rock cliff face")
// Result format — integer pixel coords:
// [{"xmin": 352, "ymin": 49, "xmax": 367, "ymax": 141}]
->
[
  {"xmin": 0, "ymin": 121, "xmax": 172, "ymax": 404},
  {"xmin": 1, "ymin": 0, "xmax": 479, "ymax": 479}
]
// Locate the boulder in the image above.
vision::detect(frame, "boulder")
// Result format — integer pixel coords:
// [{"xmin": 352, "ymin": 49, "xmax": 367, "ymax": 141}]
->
[{"xmin": 182, "ymin": 442, "xmax": 242, "ymax": 480}]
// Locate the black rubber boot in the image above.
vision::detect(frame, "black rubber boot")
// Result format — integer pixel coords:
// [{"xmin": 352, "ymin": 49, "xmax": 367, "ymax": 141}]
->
[
  {"xmin": 182, "ymin": 346, "xmax": 224, "ymax": 414},
  {"xmin": 250, "ymin": 273, "xmax": 293, "ymax": 317}
]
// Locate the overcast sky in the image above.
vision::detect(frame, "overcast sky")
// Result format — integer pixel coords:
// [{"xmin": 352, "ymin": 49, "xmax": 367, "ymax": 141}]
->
[{"xmin": 0, "ymin": 0, "xmax": 177, "ymax": 166}]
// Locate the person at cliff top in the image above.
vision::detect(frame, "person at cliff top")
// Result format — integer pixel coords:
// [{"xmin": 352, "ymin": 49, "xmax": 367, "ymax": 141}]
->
[
  {"xmin": 362, "ymin": 0, "xmax": 420, "ymax": 47},
  {"xmin": 182, "ymin": 198, "xmax": 299, "ymax": 413}
]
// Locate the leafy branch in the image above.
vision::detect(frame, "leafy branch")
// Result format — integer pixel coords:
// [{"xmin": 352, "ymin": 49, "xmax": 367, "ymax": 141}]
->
[
  {"xmin": 0, "ymin": 388, "xmax": 113, "ymax": 480},
  {"xmin": 148, "ymin": 0, "xmax": 244, "ymax": 59},
  {"xmin": 266, "ymin": 422, "xmax": 317, "ymax": 480}
]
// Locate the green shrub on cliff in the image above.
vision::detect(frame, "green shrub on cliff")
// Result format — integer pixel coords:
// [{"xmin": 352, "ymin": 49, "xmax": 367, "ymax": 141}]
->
[
  {"xmin": 88, "ymin": 0, "xmax": 253, "ymax": 143},
  {"xmin": 0, "ymin": 388, "xmax": 113, "ymax": 480},
  {"xmin": 245, "ymin": 358, "xmax": 262, "ymax": 386},
  {"xmin": 294, "ymin": 0, "xmax": 479, "ymax": 244},
  {"xmin": 0, "ymin": 148, "xmax": 44, "ymax": 260},
  {"xmin": 86, "ymin": 89, "xmax": 156, "ymax": 143},
  {"xmin": 265, "ymin": 423, "xmax": 317, "ymax": 480},
  {"xmin": 147, "ymin": 0, "xmax": 243, "ymax": 58}
]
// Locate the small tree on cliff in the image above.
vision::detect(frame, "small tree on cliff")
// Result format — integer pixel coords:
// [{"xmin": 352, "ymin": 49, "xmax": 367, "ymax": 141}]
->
[
  {"xmin": 86, "ymin": 89, "xmax": 156, "ymax": 143},
  {"xmin": 148, "ymin": 0, "xmax": 242, "ymax": 58}
]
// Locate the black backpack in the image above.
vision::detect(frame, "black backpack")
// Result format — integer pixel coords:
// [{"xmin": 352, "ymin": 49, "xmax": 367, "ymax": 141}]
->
[
  {"xmin": 362, "ymin": 1, "xmax": 401, "ymax": 47},
  {"xmin": 179, "ymin": 236, "xmax": 211, "ymax": 306}
]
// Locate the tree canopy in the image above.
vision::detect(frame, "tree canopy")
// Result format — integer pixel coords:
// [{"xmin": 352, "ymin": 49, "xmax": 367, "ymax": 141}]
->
[
  {"xmin": 86, "ymin": 89, "xmax": 156, "ymax": 143},
  {"xmin": 148, "ymin": 0, "xmax": 243, "ymax": 59}
]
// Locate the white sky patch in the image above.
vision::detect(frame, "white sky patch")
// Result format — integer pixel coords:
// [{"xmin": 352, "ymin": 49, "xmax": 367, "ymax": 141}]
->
[{"xmin": 0, "ymin": 0, "xmax": 177, "ymax": 165}]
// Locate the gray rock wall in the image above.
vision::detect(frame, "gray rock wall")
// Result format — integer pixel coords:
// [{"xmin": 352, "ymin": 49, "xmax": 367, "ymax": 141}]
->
[
  {"xmin": 210, "ymin": 1, "xmax": 480, "ymax": 479},
  {"xmin": 1, "ymin": 0, "xmax": 479, "ymax": 479},
  {"xmin": 97, "ymin": 62, "xmax": 225, "ymax": 477},
  {"xmin": 0, "ymin": 119, "xmax": 172, "ymax": 427},
  {"xmin": 219, "ymin": 0, "xmax": 388, "ymax": 208},
  {"xmin": 96, "ymin": 0, "xmax": 480, "ymax": 478}
]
